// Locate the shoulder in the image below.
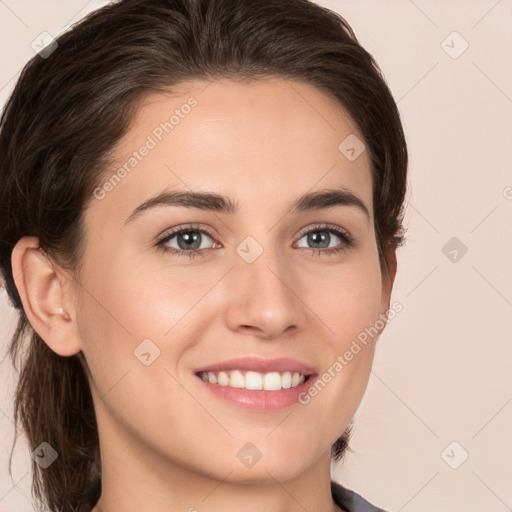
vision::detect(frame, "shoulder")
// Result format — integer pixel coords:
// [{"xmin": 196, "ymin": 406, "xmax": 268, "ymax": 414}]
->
[{"xmin": 331, "ymin": 480, "xmax": 388, "ymax": 512}]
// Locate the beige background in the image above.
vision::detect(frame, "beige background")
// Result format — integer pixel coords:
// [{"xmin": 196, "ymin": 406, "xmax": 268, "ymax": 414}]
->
[{"xmin": 1, "ymin": 1, "xmax": 511, "ymax": 511}]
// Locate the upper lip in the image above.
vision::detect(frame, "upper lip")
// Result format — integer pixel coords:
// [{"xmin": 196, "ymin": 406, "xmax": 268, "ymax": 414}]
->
[{"xmin": 195, "ymin": 357, "xmax": 317, "ymax": 375}]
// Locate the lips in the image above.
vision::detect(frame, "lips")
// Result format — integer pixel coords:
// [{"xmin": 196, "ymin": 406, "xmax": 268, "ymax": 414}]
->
[
  {"xmin": 193, "ymin": 357, "xmax": 318, "ymax": 410},
  {"xmin": 194, "ymin": 356, "xmax": 317, "ymax": 375}
]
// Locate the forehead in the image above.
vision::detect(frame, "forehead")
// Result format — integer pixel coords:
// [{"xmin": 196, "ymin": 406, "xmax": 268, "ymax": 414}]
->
[{"xmin": 88, "ymin": 77, "xmax": 373, "ymax": 224}]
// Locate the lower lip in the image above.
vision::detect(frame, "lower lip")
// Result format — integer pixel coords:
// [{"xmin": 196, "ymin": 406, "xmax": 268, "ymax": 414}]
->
[{"xmin": 195, "ymin": 374, "xmax": 317, "ymax": 411}]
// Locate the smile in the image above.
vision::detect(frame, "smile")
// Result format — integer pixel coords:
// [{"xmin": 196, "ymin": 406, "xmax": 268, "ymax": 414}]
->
[{"xmin": 198, "ymin": 370, "xmax": 307, "ymax": 390}]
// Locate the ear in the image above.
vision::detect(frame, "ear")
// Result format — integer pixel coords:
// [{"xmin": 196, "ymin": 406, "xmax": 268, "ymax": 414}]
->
[
  {"xmin": 11, "ymin": 236, "xmax": 82, "ymax": 356},
  {"xmin": 381, "ymin": 249, "xmax": 397, "ymax": 313}
]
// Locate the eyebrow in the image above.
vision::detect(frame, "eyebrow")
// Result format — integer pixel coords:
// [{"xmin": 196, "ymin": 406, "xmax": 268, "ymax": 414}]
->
[{"xmin": 124, "ymin": 187, "xmax": 370, "ymax": 225}]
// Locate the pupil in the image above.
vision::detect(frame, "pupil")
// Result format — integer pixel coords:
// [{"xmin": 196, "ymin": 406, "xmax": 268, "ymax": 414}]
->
[
  {"xmin": 179, "ymin": 231, "xmax": 200, "ymax": 250},
  {"xmin": 309, "ymin": 231, "xmax": 329, "ymax": 248}
]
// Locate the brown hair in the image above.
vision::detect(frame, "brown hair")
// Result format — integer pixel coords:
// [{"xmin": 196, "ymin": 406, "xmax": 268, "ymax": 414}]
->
[{"xmin": 0, "ymin": 0, "xmax": 407, "ymax": 510}]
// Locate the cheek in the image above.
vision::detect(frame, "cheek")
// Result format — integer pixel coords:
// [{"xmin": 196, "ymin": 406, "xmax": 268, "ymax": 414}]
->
[
  {"xmin": 295, "ymin": 252, "xmax": 383, "ymax": 411},
  {"xmin": 301, "ymin": 253, "xmax": 384, "ymax": 345},
  {"xmin": 75, "ymin": 257, "xmax": 226, "ymax": 392},
  {"xmin": 79, "ymin": 254, "xmax": 214, "ymax": 338}
]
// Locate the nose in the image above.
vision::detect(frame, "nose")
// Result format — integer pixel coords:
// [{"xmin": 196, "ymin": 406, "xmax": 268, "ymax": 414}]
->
[{"xmin": 223, "ymin": 244, "xmax": 305, "ymax": 340}]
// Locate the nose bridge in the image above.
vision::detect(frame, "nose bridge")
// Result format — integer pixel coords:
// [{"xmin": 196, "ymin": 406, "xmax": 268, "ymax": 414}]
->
[{"xmin": 224, "ymin": 234, "xmax": 303, "ymax": 338}]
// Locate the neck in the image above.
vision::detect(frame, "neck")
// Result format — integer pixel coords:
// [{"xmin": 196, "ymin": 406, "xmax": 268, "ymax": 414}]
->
[
  {"xmin": 91, "ymin": 437, "xmax": 340, "ymax": 512},
  {"xmin": 93, "ymin": 478, "xmax": 342, "ymax": 512}
]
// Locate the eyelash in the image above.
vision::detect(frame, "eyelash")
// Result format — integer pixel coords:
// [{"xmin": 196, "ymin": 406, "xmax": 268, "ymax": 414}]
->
[{"xmin": 155, "ymin": 223, "xmax": 355, "ymax": 260}]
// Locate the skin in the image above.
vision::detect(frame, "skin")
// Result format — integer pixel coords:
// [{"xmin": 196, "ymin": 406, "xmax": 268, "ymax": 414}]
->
[{"xmin": 12, "ymin": 77, "xmax": 396, "ymax": 512}]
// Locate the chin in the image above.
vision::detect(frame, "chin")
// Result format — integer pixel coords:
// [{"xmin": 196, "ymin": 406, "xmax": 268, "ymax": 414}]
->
[
  {"xmin": 223, "ymin": 462, "xmax": 310, "ymax": 485},
  {"xmin": 213, "ymin": 443, "xmax": 320, "ymax": 484}
]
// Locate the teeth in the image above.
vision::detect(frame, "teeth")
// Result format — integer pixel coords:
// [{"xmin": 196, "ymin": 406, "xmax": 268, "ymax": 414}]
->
[
  {"xmin": 199, "ymin": 370, "xmax": 306, "ymax": 390},
  {"xmin": 281, "ymin": 371, "xmax": 292, "ymax": 389},
  {"xmin": 246, "ymin": 371, "xmax": 263, "ymax": 390},
  {"xmin": 229, "ymin": 370, "xmax": 245, "ymax": 388},
  {"xmin": 217, "ymin": 371, "xmax": 229, "ymax": 386}
]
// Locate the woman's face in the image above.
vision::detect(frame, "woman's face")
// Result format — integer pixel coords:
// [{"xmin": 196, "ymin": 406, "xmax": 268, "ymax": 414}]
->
[{"xmin": 75, "ymin": 77, "xmax": 393, "ymax": 483}]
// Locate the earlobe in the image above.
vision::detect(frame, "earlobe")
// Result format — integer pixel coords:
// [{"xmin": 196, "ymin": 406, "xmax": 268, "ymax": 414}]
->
[{"xmin": 11, "ymin": 236, "xmax": 82, "ymax": 357}]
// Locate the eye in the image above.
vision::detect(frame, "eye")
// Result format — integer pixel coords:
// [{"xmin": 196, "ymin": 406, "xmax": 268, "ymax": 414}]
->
[
  {"xmin": 156, "ymin": 224, "xmax": 217, "ymax": 259},
  {"xmin": 294, "ymin": 224, "xmax": 354, "ymax": 256},
  {"xmin": 155, "ymin": 222, "xmax": 354, "ymax": 260}
]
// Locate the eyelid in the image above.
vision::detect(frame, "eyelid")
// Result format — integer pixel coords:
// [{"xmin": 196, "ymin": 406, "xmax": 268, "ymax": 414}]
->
[
  {"xmin": 156, "ymin": 223, "xmax": 218, "ymax": 242},
  {"xmin": 295, "ymin": 223, "xmax": 353, "ymax": 243}
]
